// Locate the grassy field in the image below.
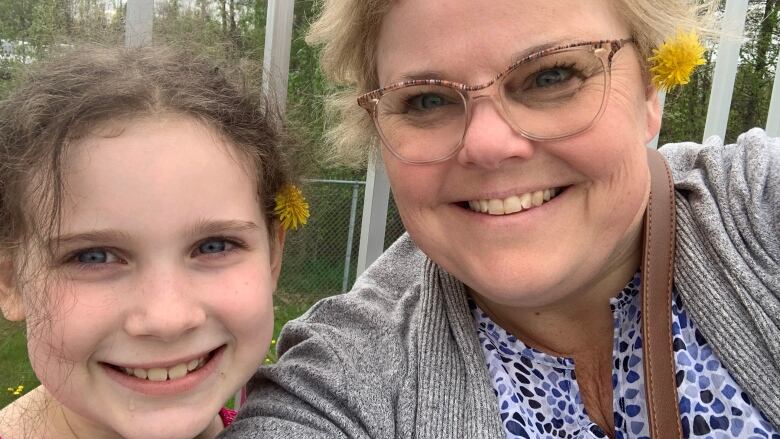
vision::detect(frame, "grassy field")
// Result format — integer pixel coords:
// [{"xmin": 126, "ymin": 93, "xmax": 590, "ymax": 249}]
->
[
  {"xmin": 0, "ymin": 319, "xmax": 37, "ymax": 410},
  {"xmin": 0, "ymin": 290, "xmax": 331, "ymax": 410}
]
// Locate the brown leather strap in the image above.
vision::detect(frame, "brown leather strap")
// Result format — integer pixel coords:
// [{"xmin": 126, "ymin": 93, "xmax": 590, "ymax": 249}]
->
[{"xmin": 642, "ymin": 148, "xmax": 681, "ymax": 438}]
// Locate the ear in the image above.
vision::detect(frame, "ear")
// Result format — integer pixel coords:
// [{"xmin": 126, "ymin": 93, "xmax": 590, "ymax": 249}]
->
[
  {"xmin": 644, "ymin": 84, "xmax": 662, "ymax": 144},
  {"xmin": 269, "ymin": 222, "xmax": 286, "ymax": 289},
  {"xmin": 0, "ymin": 257, "xmax": 25, "ymax": 321}
]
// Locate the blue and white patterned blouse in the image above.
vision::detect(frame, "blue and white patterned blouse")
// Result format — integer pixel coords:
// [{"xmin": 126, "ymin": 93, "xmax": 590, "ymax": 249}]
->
[{"xmin": 470, "ymin": 272, "xmax": 779, "ymax": 439}]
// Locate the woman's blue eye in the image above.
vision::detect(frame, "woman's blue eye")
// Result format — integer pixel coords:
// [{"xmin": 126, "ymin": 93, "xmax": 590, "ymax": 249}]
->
[
  {"xmin": 198, "ymin": 239, "xmax": 234, "ymax": 255},
  {"xmin": 76, "ymin": 249, "xmax": 116, "ymax": 264},
  {"xmin": 534, "ymin": 68, "xmax": 573, "ymax": 87},
  {"xmin": 411, "ymin": 93, "xmax": 446, "ymax": 110}
]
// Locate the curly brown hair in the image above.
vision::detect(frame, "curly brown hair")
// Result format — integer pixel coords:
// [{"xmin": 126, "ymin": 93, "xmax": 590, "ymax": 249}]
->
[{"xmin": 0, "ymin": 44, "xmax": 295, "ymax": 260}]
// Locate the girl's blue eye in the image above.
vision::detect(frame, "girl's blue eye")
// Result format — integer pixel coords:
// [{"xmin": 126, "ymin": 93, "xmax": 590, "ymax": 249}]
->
[
  {"xmin": 534, "ymin": 68, "xmax": 573, "ymax": 87},
  {"xmin": 77, "ymin": 249, "xmax": 117, "ymax": 264},
  {"xmin": 197, "ymin": 239, "xmax": 235, "ymax": 255}
]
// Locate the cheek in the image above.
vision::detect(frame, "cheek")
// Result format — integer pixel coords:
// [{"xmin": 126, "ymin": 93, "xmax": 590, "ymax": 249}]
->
[
  {"xmin": 569, "ymin": 83, "xmax": 650, "ymax": 182},
  {"xmin": 23, "ymin": 283, "xmax": 81, "ymax": 357},
  {"xmin": 383, "ymin": 154, "xmax": 447, "ymax": 223},
  {"xmin": 548, "ymin": 108, "xmax": 650, "ymax": 222},
  {"xmin": 23, "ymin": 279, "xmax": 123, "ymax": 374},
  {"xmin": 24, "ymin": 303, "xmax": 89, "ymax": 403},
  {"xmin": 606, "ymin": 70, "xmax": 653, "ymax": 141},
  {"xmin": 209, "ymin": 264, "xmax": 275, "ymax": 337}
]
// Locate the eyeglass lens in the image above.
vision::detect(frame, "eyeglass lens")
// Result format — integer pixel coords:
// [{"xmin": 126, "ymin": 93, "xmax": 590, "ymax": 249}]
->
[{"xmin": 374, "ymin": 46, "xmax": 608, "ymax": 163}]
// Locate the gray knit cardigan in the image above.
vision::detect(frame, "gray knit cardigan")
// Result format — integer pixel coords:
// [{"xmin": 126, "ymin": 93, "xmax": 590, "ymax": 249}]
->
[{"xmin": 222, "ymin": 128, "xmax": 779, "ymax": 438}]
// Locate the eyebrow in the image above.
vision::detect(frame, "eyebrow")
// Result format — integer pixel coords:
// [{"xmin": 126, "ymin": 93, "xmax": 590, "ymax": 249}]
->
[
  {"xmin": 51, "ymin": 220, "xmax": 261, "ymax": 248},
  {"xmin": 51, "ymin": 229, "xmax": 134, "ymax": 248},
  {"xmin": 508, "ymin": 41, "xmax": 563, "ymax": 64},
  {"xmin": 394, "ymin": 40, "xmax": 569, "ymax": 83},
  {"xmin": 396, "ymin": 70, "xmax": 449, "ymax": 82},
  {"xmin": 183, "ymin": 219, "xmax": 262, "ymax": 239}
]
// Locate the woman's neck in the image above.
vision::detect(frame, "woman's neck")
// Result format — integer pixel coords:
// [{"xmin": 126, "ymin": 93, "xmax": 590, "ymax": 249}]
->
[{"xmin": 471, "ymin": 230, "xmax": 643, "ymax": 358}]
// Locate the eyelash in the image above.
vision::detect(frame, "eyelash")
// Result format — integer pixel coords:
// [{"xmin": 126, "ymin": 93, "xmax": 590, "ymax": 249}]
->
[
  {"xmin": 63, "ymin": 236, "xmax": 249, "ymax": 271},
  {"xmin": 190, "ymin": 236, "xmax": 249, "ymax": 258}
]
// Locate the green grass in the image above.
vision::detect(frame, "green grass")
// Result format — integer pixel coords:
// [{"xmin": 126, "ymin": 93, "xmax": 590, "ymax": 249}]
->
[
  {"xmin": 0, "ymin": 319, "xmax": 38, "ymax": 410},
  {"xmin": 278, "ymin": 255, "xmax": 354, "ymax": 295},
  {"xmin": 265, "ymin": 289, "xmax": 332, "ymax": 363},
  {"xmin": 0, "ymin": 290, "xmax": 331, "ymax": 410}
]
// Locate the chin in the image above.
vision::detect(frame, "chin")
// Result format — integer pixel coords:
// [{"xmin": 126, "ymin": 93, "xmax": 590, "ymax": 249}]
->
[
  {"xmin": 107, "ymin": 403, "xmax": 221, "ymax": 439},
  {"xmin": 456, "ymin": 257, "xmax": 579, "ymax": 308},
  {"xmin": 116, "ymin": 420, "xmax": 214, "ymax": 439}
]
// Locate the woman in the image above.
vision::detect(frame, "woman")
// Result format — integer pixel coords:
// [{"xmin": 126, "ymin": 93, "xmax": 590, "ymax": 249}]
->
[{"xmin": 224, "ymin": 0, "xmax": 779, "ymax": 438}]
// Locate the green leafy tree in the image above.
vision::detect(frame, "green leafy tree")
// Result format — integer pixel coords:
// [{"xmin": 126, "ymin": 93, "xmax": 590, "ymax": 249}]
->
[
  {"xmin": 660, "ymin": 0, "xmax": 779, "ymax": 145},
  {"xmin": 727, "ymin": 0, "xmax": 778, "ymax": 140}
]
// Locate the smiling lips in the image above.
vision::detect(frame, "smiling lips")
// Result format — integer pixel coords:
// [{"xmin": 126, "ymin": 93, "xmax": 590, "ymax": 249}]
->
[
  {"xmin": 109, "ymin": 350, "xmax": 214, "ymax": 382},
  {"xmin": 467, "ymin": 188, "xmax": 562, "ymax": 215}
]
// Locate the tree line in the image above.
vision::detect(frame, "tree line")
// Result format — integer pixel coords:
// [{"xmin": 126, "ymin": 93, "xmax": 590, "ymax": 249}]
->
[{"xmin": 0, "ymin": 0, "xmax": 778, "ymax": 169}]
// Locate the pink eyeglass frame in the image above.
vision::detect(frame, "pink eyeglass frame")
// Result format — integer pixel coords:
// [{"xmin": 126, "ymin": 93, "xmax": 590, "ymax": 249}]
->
[{"xmin": 357, "ymin": 38, "xmax": 634, "ymax": 164}]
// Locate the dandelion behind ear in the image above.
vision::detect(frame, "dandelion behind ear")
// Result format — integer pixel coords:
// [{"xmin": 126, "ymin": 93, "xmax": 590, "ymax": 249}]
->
[
  {"xmin": 648, "ymin": 29, "xmax": 706, "ymax": 91},
  {"xmin": 274, "ymin": 185, "xmax": 310, "ymax": 231}
]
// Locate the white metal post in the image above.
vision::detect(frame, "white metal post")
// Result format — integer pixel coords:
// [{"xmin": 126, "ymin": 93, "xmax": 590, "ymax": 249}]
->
[
  {"xmin": 342, "ymin": 183, "xmax": 361, "ymax": 292},
  {"xmin": 702, "ymin": 0, "xmax": 749, "ymax": 141},
  {"xmin": 766, "ymin": 53, "xmax": 780, "ymax": 138},
  {"xmin": 356, "ymin": 154, "xmax": 391, "ymax": 276},
  {"xmin": 648, "ymin": 91, "xmax": 666, "ymax": 149},
  {"xmin": 262, "ymin": 0, "xmax": 295, "ymax": 114},
  {"xmin": 236, "ymin": 0, "xmax": 295, "ymax": 410},
  {"xmin": 125, "ymin": 0, "xmax": 154, "ymax": 48}
]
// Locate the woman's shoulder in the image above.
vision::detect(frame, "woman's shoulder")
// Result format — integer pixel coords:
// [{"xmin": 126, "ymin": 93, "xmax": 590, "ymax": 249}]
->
[
  {"xmin": 660, "ymin": 128, "xmax": 779, "ymax": 189},
  {"xmin": 229, "ymin": 235, "xmax": 430, "ymax": 438},
  {"xmin": 660, "ymin": 128, "xmax": 779, "ymax": 231},
  {"xmin": 293, "ymin": 233, "xmax": 427, "ymax": 331},
  {"xmin": 273, "ymin": 233, "xmax": 427, "ymax": 365},
  {"xmin": 662, "ymin": 129, "xmax": 780, "ymax": 427}
]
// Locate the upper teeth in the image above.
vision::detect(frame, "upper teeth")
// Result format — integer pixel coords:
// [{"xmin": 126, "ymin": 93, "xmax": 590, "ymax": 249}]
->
[
  {"xmin": 468, "ymin": 188, "xmax": 559, "ymax": 215},
  {"xmin": 121, "ymin": 356, "xmax": 207, "ymax": 382}
]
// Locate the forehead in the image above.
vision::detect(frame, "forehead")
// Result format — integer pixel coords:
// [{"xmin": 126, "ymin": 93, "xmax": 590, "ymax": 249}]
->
[
  {"xmin": 65, "ymin": 115, "xmax": 255, "ymax": 181},
  {"xmin": 376, "ymin": 0, "xmax": 629, "ymax": 85},
  {"xmin": 57, "ymin": 116, "xmax": 261, "ymax": 234}
]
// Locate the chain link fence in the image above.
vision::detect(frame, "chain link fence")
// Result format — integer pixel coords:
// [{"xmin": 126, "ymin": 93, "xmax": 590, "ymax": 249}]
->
[{"xmin": 277, "ymin": 179, "xmax": 406, "ymax": 297}]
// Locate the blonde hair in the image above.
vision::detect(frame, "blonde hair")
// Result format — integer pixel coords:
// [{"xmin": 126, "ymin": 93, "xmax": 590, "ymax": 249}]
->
[{"xmin": 307, "ymin": 0, "xmax": 717, "ymax": 167}]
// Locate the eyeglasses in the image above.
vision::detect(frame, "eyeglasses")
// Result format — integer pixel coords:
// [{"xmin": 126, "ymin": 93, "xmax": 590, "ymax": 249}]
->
[{"xmin": 358, "ymin": 39, "xmax": 633, "ymax": 164}]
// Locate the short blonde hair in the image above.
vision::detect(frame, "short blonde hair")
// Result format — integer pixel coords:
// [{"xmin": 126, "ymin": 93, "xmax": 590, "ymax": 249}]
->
[{"xmin": 307, "ymin": 0, "xmax": 717, "ymax": 167}]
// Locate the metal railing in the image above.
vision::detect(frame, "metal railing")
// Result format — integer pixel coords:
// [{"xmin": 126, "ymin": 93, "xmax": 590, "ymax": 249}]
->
[{"xmin": 276, "ymin": 179, "xmax": 405, "ymax": 296}]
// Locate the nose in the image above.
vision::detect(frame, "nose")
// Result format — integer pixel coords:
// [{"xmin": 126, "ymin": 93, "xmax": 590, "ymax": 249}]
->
[
  {"xmin": 124, "ymin": 267, "xmax": 206, "ymax": 341},
  {"xmin": 456, "ymin": 96, "xmax": 535, "ymax": 169}
]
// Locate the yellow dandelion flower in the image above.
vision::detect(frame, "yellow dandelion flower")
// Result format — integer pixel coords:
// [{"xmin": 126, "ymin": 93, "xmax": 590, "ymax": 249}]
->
[
  {"xmin": 648, "ymin": 30, "xmax": 706, "ymax": 91},
  {"xmin": 6, "ymin": 387, "xmax": 13, "ymax": 392},
  {"xmin": 274, "ymin": 185, "xmax": 310, "ymax": 231},
  {"xmin": 271, "ymin": 339, "xmax": 276, "ymax": 345}
]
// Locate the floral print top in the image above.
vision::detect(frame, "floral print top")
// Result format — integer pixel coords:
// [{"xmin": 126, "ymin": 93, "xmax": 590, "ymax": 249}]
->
[{"xmin": 470, "ymin": 272, "xmax": 779, "ymax": 439}]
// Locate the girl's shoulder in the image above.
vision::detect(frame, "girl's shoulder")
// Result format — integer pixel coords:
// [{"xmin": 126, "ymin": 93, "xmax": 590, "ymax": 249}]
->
[{"xmin": 0, "ymin": 386, "xmax": 47, "ymax": 439}]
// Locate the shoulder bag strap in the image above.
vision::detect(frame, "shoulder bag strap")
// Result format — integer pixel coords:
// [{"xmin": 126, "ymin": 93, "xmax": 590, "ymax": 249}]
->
[{"xmin": 642, "ymin": 148, "xmax": 681, "ymax": 437}]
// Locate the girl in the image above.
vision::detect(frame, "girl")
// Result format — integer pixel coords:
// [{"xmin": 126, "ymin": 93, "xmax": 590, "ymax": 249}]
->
[{"xmin": 0, "ymin": 45, "xmax": 297, "ymax": 438}]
